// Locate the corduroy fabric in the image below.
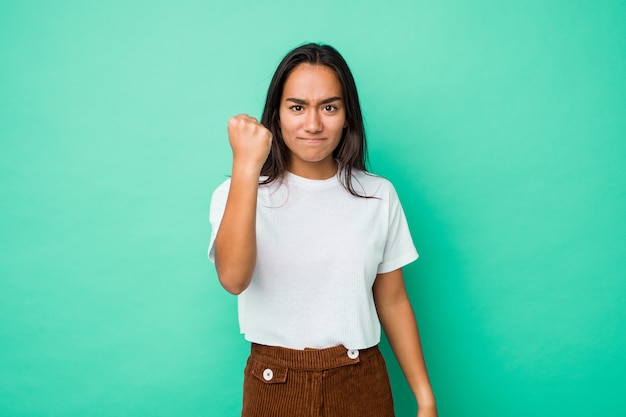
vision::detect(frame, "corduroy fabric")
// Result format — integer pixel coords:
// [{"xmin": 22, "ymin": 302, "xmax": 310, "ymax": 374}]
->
[{"xmin": 242, "ymin": 343, "xmax": 395, "ymax": 417}]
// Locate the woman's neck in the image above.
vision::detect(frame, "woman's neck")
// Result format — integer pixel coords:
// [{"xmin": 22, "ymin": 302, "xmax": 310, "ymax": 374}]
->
[{"xmin": 287, "ymin": 159, "xmax": 338, "ymax": 180}]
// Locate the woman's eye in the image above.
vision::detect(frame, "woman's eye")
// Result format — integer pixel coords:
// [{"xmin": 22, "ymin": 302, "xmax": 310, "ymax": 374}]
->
[
  {"xmin": 291, "ymin": 105, "xmax": 303, "ymax": 112},
  {"xmin": 324, "ymin": 105, "xmax": 339, "ymax": 112}
]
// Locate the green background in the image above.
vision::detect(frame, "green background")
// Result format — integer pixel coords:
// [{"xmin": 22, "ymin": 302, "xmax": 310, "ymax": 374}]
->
[{"xmin": 1, "ymin": 1, "xmax": 625, "ymax": 416}]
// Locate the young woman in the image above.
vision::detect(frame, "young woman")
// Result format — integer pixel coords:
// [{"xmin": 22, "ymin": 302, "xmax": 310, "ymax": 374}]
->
[{"xmin": 208, "ymin": 43, "xmax": 437, "ymax": 417}]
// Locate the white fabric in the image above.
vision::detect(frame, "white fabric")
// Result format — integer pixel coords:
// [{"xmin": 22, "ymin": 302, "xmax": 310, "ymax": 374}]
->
[{"xmin": 208, "ymin": 170, "xmax": 418, "ymax": 350}]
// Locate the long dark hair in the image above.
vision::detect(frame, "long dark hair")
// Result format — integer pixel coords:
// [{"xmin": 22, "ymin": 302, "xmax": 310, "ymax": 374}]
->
[{"xmin": 260, "ymin": 43, "xmax": 369, "ymax": 197}]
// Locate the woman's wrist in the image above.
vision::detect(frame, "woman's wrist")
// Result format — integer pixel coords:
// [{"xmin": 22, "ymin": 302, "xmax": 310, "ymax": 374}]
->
[
  {"xmin": 231, "ymin": 160, "xmax": 263, "ymax": 180},
  {"xmin": 414, "ymin": 388, "xmax": 436, "ymax": 408}
]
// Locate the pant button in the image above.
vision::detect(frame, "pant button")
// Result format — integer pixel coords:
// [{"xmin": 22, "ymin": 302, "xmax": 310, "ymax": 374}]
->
[
  {"xmin": 347, "ymin": 349, "xmax": 359, "ymax": 359},
  {"xmin": 263, "ymin": 368, "xmax": 273, "ymax": 381}
]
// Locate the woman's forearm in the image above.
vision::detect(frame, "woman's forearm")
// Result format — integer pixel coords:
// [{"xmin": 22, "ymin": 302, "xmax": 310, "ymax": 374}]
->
[
  {"xmin": 374, "ymin": 270, "xmax": 437, "ymax": 414},
  {"xmin": 214, "ymin": 164, "xmax": 260, "ymax": 294},
  {"xmin": 215, "ymin": 114, "xmax": 273, "ymax": 294},
  {"xmin": 379, "ymin": 299, "xmax": 436, "ymax": 409}
]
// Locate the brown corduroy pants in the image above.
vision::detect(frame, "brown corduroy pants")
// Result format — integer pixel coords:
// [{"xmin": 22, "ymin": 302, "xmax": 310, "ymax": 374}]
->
[{"xmin": 242, "ymin": 343, "xmax": 395, "ymax": 417}]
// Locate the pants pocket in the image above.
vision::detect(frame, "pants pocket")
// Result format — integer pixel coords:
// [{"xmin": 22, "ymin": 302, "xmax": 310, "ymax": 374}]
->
[
  {"xmin": 247, "ymin": 358, "xmax": 288, "ymax": 384},
  {"xmin": 242, "ymin": 358, "xmax": 297, "ymax": 417}
]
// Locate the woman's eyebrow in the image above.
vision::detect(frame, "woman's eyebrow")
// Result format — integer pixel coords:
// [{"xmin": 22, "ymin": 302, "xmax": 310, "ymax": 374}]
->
[{"xmin": 286, "ymin": 96, "xmax": 343, "ymax": 105}]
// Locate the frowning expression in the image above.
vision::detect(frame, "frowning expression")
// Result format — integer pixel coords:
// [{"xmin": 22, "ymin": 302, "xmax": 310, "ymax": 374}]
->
[{"xmin": 279, "ymin": 64, "xmax": 347, "ymax": 178}]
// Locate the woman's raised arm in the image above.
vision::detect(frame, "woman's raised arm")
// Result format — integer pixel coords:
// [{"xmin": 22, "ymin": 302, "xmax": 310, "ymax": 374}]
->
[{"xmin": 214, "ymin": 115, "xmax": 272, "ymax": 294}]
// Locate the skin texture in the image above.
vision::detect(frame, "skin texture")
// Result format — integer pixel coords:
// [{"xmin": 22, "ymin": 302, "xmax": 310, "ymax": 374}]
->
[
  {"xmin": 214, "ymin": 62, "xmax": 437, "ymax": 416},
  {"xmin": 374, "ymin": 269, "xmax": 438, "ymax": 417}
]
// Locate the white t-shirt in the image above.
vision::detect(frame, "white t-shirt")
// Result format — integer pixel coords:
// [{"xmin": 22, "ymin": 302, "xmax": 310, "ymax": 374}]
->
[{"xmin": 208, "ymin": 169, "xmax": 418, "ymax": 350}]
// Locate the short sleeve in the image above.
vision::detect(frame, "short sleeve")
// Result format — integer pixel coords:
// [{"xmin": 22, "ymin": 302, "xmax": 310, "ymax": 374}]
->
[
  {"xmin": 376, "ymin": 184, "xmax": 418, "ymax": 274},
  {"xmin": 207, "ymin": 179, "xmax": 231, "ymax": 263}
]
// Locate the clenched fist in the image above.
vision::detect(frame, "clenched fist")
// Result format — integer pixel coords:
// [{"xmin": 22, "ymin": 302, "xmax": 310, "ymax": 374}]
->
[{"xmin": 227, "ymin": 114, "xmax": 273, "ymax": 173}]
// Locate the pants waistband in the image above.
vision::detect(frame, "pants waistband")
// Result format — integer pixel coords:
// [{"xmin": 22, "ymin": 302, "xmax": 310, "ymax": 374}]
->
[{"xmin": 249, "ymin": 343, "xmax": 380, "ymax": 371}]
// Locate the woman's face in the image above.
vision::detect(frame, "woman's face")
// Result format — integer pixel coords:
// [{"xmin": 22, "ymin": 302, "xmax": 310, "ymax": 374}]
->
[{"xmin": 278, "ymin": 64, "xmax": 347, "ymax": 179}]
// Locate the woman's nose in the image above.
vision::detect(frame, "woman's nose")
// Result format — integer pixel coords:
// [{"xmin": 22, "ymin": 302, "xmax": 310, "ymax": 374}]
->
[{"xmin": 304, "ymin": 110, "xmax": 322, "ymax": 133}]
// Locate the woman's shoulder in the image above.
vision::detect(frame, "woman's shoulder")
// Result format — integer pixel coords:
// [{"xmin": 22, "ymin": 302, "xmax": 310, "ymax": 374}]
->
[
  {"xmin": 211, "ymin": 177, "xmax": 231, "ymax": 195},
  {"xmin": 350, "ymin": 169, "xmax": 397, "ymax": 197}
]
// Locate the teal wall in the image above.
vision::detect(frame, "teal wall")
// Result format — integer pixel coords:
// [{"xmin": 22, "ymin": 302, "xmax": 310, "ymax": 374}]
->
[{"xmin": 1, "ymin": 1, "xmax": 625, "ymax": 416}]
